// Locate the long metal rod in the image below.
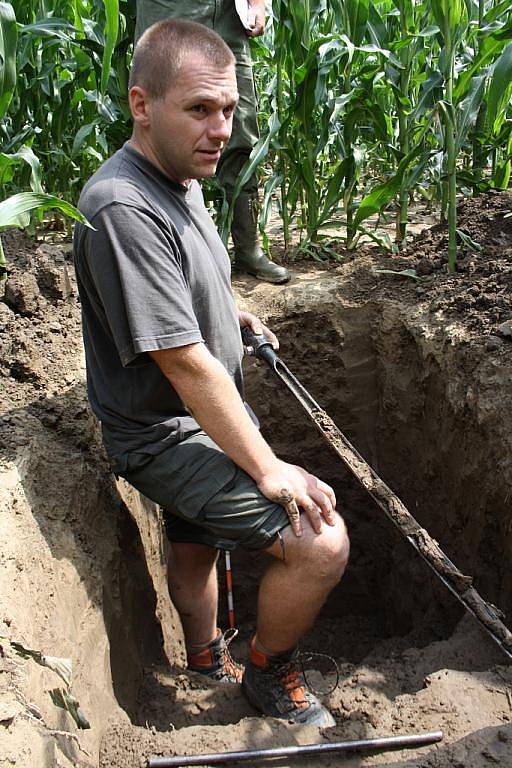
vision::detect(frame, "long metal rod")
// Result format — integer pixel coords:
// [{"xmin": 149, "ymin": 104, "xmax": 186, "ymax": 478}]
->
[
  {"xmin": 147, "ymin": 730, "xmax": 443, "ymax": 766},
  {"xmin": 241, "ymin": 328, "xmax": 512, "ymax": 661}
]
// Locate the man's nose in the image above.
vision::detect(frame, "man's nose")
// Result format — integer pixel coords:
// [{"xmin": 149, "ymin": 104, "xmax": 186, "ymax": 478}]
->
[{"xmin": 207, "ymin": 112, "xmax": 232, "ymax": 143}]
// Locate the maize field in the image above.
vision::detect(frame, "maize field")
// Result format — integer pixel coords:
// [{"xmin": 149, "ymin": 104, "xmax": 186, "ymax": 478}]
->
[{"xmin": 1, "ymin": 0, "xmax": 512, "ymax": 271}]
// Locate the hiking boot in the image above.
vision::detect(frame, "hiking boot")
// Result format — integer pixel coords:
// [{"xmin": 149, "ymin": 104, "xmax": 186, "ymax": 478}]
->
[
  {"xmin": 231, "ymin": 193, "xmax": 290, "ymax": 284},
  {"xmin": 242, "ymin": 638, "xmax": 336, "ymax": 727},
  {"xmin": 187, "ymin": 629, "xmax": 244, "ymax": 684}
]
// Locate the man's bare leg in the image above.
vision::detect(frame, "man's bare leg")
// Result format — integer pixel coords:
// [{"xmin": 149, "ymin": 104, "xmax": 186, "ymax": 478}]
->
[
  {"xmin": 167, "ymin": 542, "xmax": 219, "ymax": 652},
  {"xmin": 241, "ymin": 515, "xmax": 349, "ymax": 726},
  {"xmin": 256, "ymin": 515, "xmax": 349, "ymax": 655}
]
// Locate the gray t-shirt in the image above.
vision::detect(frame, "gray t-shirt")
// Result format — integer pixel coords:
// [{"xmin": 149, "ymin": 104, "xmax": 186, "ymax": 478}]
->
[{"xmin": 73, "ymin": 143, "xmax": 244, "ymax": 471}]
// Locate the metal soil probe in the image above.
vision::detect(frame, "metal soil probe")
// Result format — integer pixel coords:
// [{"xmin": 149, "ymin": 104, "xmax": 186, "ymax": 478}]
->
[
  {"xmin": 242, "ymin": 327, "xmax": 512, "ymax": 662},
  {"xmin": 147, "ymin": 730, "xmax": 443, "ymax": 766}
]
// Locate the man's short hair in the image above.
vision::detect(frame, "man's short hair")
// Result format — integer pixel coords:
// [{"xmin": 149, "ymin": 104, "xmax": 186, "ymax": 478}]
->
[{"xmin": 129, "ymin": 18, "xmax": 236, "ymax": 100}]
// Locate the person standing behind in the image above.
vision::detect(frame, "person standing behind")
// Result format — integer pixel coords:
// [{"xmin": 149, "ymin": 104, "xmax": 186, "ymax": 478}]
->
[{"xmin": 134, "ymin": 0, "xmax": 290, "ymax": 284}]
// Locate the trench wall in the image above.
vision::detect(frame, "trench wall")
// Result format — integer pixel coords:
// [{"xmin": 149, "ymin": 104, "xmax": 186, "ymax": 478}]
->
[
  {"xmin": 238, "ymin": 276, "xmax": 512, "ymax": 647},
  {"xmin": 0, "ymin": 398, "xmax": 167, "ymax": 767}
]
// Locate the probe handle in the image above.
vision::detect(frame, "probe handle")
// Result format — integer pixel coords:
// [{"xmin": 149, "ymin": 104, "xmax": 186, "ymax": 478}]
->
[{"xmin": 241, "ymin": 326, "xmax": 278, "ymax": 365}]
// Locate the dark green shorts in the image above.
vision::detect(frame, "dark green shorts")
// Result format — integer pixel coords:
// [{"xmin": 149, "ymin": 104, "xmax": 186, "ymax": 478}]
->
[{"xmin": 120, "ymin": 431, "xmax": 289, "ymax": 551}]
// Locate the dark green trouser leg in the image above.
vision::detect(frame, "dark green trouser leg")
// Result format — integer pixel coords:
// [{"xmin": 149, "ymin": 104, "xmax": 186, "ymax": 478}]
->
[{"xmin": 135, "ymin": 0, "xmax": 290, "ymax": 283}]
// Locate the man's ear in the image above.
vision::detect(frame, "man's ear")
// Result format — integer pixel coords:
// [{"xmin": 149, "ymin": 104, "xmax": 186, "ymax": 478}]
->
[{"xmin": 129, "ymin": 85, "xmax": 151, "ymax": 127}]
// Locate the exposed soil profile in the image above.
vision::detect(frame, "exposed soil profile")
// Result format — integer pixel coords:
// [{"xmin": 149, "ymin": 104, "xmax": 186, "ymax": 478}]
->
[{"xmin": 1, "ymin": 192, "xmax": 511, "ymax": 767}]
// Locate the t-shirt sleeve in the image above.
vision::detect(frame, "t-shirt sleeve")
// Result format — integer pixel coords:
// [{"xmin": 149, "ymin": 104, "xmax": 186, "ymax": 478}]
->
[{"xmin": 84, "ymin": 202, "xmax": 203, "ymax": 366}]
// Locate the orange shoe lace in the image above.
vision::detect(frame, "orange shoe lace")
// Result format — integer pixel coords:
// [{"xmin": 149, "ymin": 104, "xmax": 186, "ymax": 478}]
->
[{"xmin": 276, "ymin": 661, "xmax": 308, "ymax": 709}]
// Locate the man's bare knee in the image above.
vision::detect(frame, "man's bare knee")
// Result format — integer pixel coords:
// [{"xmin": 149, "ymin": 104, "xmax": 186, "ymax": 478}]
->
[
  {"xmin": 311, "ymin": 515, "xmax": 349, "ymax": 584},
  {"xmin": 276, "ymin": 514, "xmax": 349, "ymax": 585}
]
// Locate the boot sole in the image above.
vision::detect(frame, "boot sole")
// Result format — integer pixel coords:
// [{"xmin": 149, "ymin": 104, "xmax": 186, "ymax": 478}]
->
[
  {"xmin": 241, "ymin": 271, "xmax": 290, "ymax": 284},
  {"xmin": 232, "ymin": 266, "xmax": 290, "ymax": 284}
]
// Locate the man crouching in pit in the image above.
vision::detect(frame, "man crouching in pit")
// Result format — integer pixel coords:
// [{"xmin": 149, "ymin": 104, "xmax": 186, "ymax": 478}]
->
[{"xmin": 73, "ymin": 18, "xmax": 349, "ymax": 727}]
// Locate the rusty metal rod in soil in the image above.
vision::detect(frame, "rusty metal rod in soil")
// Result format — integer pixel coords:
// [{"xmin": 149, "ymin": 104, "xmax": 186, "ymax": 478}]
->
[
  {"xmin": 147, "ymin": 729, "xmax": 443, "ymax": 766},
  {"xmin": 241, "ymin": 328, "xmax": 512, "ymax": 661}
]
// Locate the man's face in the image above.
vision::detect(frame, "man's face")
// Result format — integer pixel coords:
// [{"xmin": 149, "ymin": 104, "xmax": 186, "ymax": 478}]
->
[{"xmin": 145, "ymin": 54, "xmax": 239, "ymax": 185}]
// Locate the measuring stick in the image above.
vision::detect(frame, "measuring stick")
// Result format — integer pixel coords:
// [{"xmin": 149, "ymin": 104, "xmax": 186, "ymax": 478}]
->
[{"xmin": 224, "ymin": 551, "xmax": 235, "ymax": 629}]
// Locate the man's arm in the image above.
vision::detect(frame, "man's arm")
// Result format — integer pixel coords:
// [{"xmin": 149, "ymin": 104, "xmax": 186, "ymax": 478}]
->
[{"xmin": 149, "ymin": 342, "xmax": 336, "ymax": 537}]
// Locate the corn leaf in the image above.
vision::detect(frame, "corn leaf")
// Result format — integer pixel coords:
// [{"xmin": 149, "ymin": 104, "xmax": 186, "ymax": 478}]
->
[
  {"xmin": 353, "ymin": 144, "xmax": 422, "ymax": 230},
  {"xmin": 345, "ymin": 0, "xmax": 369, "ymax": 46},
  {"xmin": 72, "ymin": 121, "xmax": 99, "ymax": 158},
  {"xmin": 373, "ymin": 267, "xmax": 421, "ymax": 280},
  {"xmin": 456, "ymin": 74, "xmax": 486, "ymax": 152},
  {"xmin": 0, "ymin": 147, "xmax": 43, "ymax": 192},
  {"xmin": 0, "ymin": 192, "xmax": 91, "ymax": 229},
  {"xmin": 487, "ymin": 43, "xmax": 512, "ymax": 133},
  {"xmin": 101, "ymin": 0, "xmax": 119, "ymax": 95},
  {"xmin": 21, "ymin": 19, "xmax": 80, "ymax": 41},
  {"xmin": 49, "ymin": 688, "xmax": 90, "ymax": 730},
  {"xmin": 456, "ymin": 228, "xmax": 482, "ymax": 252},
  {"xmin": 318, "ymin": 159, "xmax": 350, "ymax": 223},
  {"xmin": 454, "ymin": 23, "xmax": 512, "ymax": 100},
  {"xmin": 9, "ymin": 640, "xmax": 73, "ymax": 687},
  {"xmin": 0, "ymin": 2, "xmax": 17, "ymax": 120},
  {"xmin": 230, "ymin": 112, "xmax": 281, "ymax": 203}
]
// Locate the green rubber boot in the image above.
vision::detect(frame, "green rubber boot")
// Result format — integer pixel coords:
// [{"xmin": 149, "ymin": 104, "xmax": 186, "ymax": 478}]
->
[{"xmin": 231, "ymin": 193, "xmax": 290, "ymax": 284}]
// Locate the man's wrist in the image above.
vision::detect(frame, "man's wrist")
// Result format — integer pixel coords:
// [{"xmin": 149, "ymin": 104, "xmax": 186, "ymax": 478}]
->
[{"xmin": 248, "ymin": 451, "xmax": 280, "ymax": 485}]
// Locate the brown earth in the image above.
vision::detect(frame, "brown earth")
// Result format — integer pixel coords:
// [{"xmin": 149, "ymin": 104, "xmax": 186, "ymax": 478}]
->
[{"xmin": 0, "ymin": 192, "xmax": 511, "ymax": 768}]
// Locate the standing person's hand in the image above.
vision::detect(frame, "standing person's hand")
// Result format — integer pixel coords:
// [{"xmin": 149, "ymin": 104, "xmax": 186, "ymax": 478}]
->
[
  {"xmin": 239, "ymin": 310, "xmax": 279, "ymax": 350},
  {"xmin": 246, "ymin": 0, "xmax": 266, "ymax": 37}
]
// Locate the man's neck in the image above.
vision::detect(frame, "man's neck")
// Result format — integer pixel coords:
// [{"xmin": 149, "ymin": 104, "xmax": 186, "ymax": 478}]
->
[{"xmin": 128, "ymin": 136, "xmax": 191, "ymax": 188}]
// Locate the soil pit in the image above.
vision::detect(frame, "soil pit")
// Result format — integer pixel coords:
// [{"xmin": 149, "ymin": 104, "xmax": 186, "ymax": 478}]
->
[{"xmin": 1, "ymin": 192, "xmax": 512, "ymax": 768}]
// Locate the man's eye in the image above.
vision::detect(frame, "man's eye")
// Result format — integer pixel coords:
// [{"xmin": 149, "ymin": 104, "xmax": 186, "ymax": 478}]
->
[
  {"xmin": 191, "ymin": 105, "xmax": 207, "ymax": 113},
  {"xmin": 224, "ymin": 106, "xmax": 235, "ymax": 116}
]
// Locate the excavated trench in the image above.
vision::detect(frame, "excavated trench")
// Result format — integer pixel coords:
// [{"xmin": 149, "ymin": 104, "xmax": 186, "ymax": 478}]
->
[
  {"xmin": 115, "ymin": 287, "xmax": 512, "ymax": 766},
  {"xmin": 220, "ymin": 300, "xmax": 512, "ymax": 665},
  {"xmin": 3, "ymin": 238, "xmax": 512, "ymax": 766}
]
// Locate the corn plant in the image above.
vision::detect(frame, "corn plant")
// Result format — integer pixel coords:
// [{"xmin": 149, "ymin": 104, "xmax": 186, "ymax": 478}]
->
[
  {"xmin": 242, "ymin": 0, "xmax": 512, "ymax": 264},
  {"xmin": 2, "ymin": 0, "xmax": 133, "ymax": 203},
  {"xmin": 3, "ymin": 0, "xmax": 512, "ymax": 273},
  {"xmin": 236, "ymin": 0, "xmax": 422, "ymax": 255},
  {"xmin": 0, "ymin": 2, "xmax": 92, "ymax": 279}
]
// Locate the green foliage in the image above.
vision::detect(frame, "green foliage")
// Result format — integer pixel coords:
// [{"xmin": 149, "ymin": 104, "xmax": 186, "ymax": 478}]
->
[
  {"xmin": 243, "ymin": 0, "xmax": 512, "ymax": 262},
  {"xmin": 0, "ymin": 191, "xmax": 91, "ymax": 229},
  {"xmin": 1, "ymin": 0, "xmax": 512, "ymax": 271},
  {"xmin": 1, "ymin": 0, "xmax": 135, "ymax": 203},
  {"xmin": 0, "ymin": 2, "xmax": 17, "ymax": 119},
  {"xmin": 0, "ymin": 3, "xmax": 96, "ymax": 279}
]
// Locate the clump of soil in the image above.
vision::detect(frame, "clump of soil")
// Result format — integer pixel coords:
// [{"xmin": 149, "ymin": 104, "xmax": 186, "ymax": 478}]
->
[
  {"xmin": 1, "ymin": 192, "xmax": 511, "ymax": 768},
  {"xmin": 383, "ymin": 191, "xmax": 512, "ymax": 337}
]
